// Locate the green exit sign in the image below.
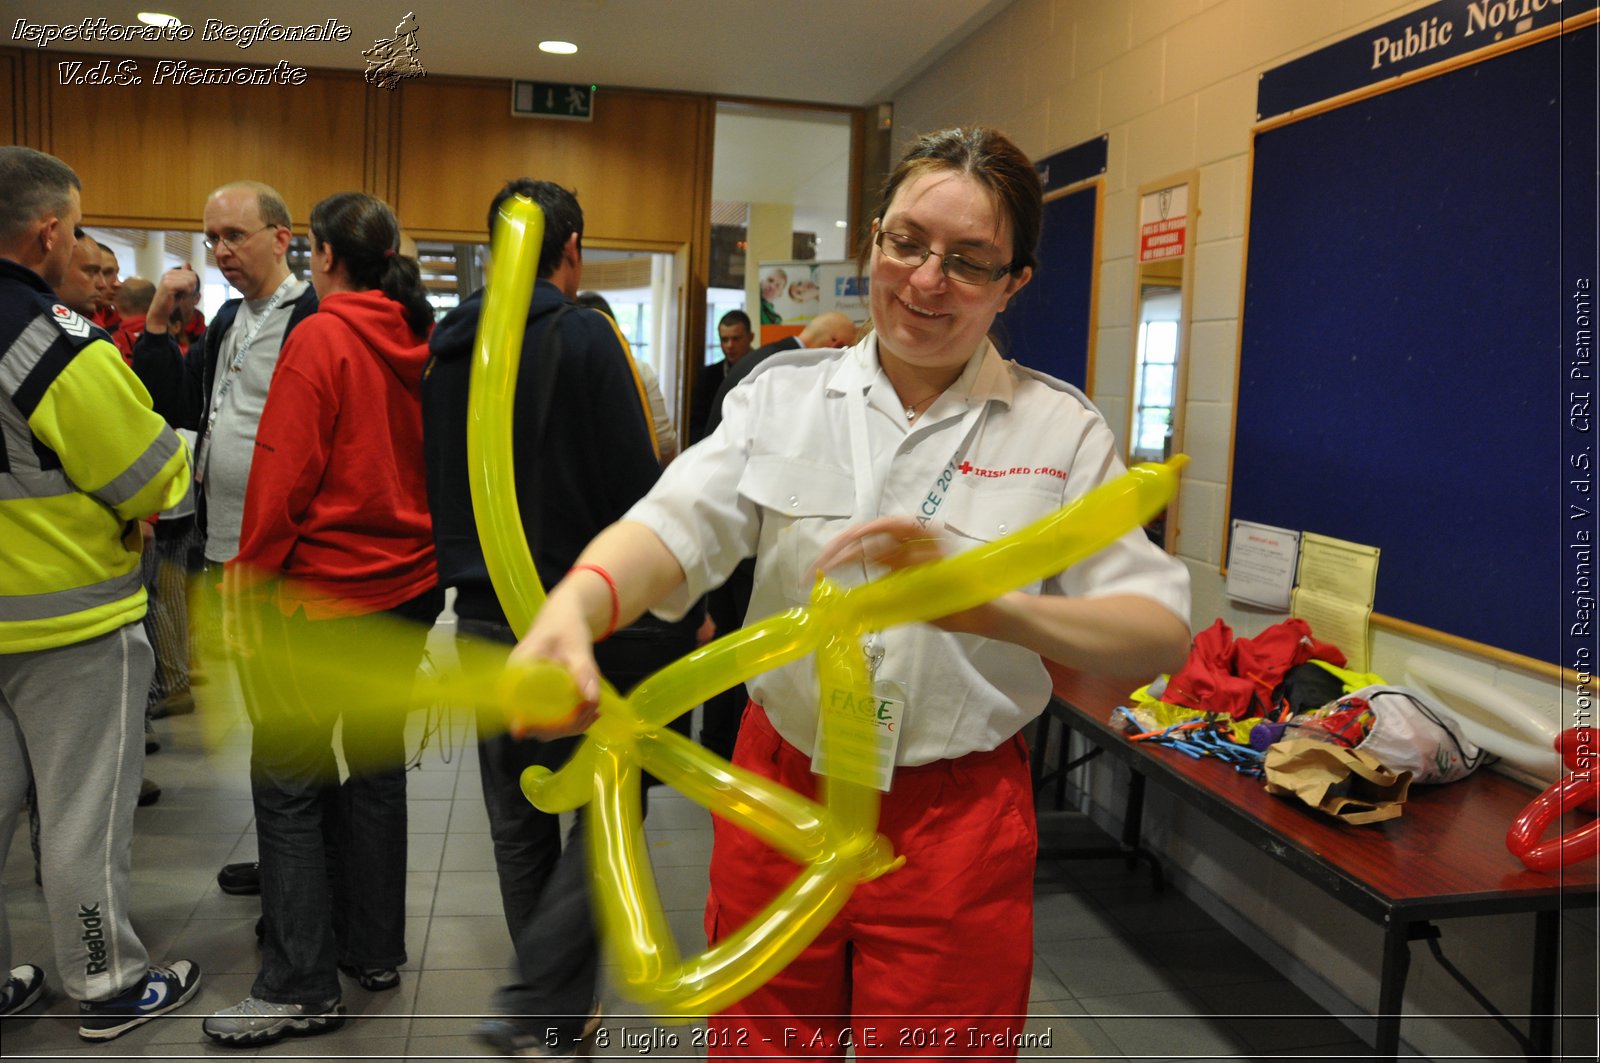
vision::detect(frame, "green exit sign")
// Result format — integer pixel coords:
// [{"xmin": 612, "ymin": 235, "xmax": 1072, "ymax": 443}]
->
[{"xmin": 512, "ymin": 80, "xmax": 594, "ymax": 121}]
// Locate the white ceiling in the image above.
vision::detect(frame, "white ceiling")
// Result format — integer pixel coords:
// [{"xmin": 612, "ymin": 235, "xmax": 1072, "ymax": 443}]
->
[
  {"xmin": 714, "ymin": 108, "xmax": 853, "ymax": 254},
  {"xmin": 11, "ymin": 1, "xmax": 1009, "ymax": 247},
  {"xmin": 7, "ymin": 0, "xmax": 1010, "ymax": 106}
]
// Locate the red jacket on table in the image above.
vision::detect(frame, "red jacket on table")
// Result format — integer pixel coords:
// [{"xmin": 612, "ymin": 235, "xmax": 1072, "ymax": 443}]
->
[{"xmin": 233, "ymin": 288, "xmax": 437, "ymax": 619}]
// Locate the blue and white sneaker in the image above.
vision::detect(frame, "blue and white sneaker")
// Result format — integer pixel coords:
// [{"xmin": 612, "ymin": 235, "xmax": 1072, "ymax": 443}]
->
[
  {"xmin": 202, "ymin": 994, "xmax": 344, "ymax": 1046},
  {"xmin": 77, "ymin": 960, "xmax": 201, "ymax": 1041},
  {"xmin": 1, "ymin": 964, "xmax": 46, "ymax": 1017}
]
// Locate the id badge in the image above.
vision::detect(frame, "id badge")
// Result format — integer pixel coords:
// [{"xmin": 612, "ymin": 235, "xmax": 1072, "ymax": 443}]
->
[
  {"xmin": 192, "ymin": 434, "xmax": 209, "ymax": 486},
  {"xmin": 811, "ymin": 677, "xmax": 905, "ymax": 793}
]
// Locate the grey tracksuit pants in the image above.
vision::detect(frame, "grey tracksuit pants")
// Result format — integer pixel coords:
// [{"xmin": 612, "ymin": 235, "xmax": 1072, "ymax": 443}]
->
[{"xmin": 0, "ymin": 622, "xmax": 153, "ymax": 1001}]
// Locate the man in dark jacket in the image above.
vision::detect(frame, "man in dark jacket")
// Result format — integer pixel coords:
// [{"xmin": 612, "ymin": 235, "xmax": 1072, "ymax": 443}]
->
[{"xmin": 422, "ymin": 178, "xmax": 696, "ymax": 1058}]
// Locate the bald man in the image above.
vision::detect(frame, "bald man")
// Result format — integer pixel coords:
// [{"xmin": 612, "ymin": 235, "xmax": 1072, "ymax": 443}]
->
[{"xmin": 110, "ymin": 277, "xmax": 155, "ymax": 359}]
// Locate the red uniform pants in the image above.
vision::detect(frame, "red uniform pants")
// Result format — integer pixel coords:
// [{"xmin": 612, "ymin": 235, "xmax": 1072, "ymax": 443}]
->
[{"xmin": 705, "ymin": 705, "xmax": 1037, "ymax": 1060}]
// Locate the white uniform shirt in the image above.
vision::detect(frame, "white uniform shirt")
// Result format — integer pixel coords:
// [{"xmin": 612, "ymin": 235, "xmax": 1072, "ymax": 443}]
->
[{"xmin": 627, "ymin": 333, "xmax": 1190, "ymax": 765}]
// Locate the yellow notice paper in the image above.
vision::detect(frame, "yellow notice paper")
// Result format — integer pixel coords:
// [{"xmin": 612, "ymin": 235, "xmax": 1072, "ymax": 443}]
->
[
  {"xmin": 1290, "ymin": 588, "xmax": 1373, "ymax": 671},
  {"xmin": 1296, "ymin": 532, "xmax": 1379, "ymax": 606},
  {"xmin": 1292, "ymin": 532, "xmax": 1380, "ymax": 670}
]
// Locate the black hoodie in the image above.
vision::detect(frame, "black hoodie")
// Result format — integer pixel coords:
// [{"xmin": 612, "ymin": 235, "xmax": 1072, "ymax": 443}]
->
[{"xmin": 421, "ymin": 279, "xmax": 669, "ymax": 630}]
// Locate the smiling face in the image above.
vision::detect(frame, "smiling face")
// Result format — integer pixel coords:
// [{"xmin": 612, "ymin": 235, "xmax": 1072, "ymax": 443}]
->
[{"xmin": 869, "ymin": 169, "xmax": 1031, "ymax": 387}]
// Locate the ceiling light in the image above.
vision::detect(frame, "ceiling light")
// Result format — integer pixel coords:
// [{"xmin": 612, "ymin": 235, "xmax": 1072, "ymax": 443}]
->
[
  {"xmin": 137, "ymin": 12, "xmax": 181, "ymax": 27},
  {"xmin": 539, "ymin": 41, "xmax": 578, "ymax": 55},
  {"xmin": 835, "ymin": 220, "xmax": 848, "ymax": 228}
]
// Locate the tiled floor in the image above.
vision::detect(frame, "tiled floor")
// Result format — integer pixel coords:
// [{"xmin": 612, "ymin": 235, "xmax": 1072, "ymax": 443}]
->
[{"xmin": 1, "ymin": 659, "xmax": 1389, "ymax": 1060}]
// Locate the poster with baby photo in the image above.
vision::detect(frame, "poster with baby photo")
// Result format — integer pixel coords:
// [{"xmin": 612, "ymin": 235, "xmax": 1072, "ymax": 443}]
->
[{"xmin": 757, "ymin": 261, "xmax": 869, "ymax": 333}]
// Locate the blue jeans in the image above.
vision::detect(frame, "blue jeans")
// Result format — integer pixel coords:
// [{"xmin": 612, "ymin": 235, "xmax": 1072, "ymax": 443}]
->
[
  {"xmin": 245, "ymin": 588, "xmax": 440, "ymax": 1004},
  {"xmin": 464, "ymin": 619, "xmax": 693, "ymax": 1041}
]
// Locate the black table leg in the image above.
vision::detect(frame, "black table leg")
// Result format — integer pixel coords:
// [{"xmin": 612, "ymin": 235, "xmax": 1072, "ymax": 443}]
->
[
  {"xmin": 1376, "ymin": 917, "xmax": 1411, "ymax": 1061},
  {"xmin": 1527, "ymin": 908, "xmax": 1558, "ymax": 1060}
]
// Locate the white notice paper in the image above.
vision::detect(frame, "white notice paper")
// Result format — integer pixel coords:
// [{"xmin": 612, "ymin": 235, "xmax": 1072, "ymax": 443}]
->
[{"xmin": 1226, "ymin": 520, "xmax": 1300, "ymax": 610}]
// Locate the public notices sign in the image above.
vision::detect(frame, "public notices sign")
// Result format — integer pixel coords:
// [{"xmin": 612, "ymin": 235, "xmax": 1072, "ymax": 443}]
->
[{"xmin": 1138, "ymin": 184, "xmax": 1189, "ymax": 263}]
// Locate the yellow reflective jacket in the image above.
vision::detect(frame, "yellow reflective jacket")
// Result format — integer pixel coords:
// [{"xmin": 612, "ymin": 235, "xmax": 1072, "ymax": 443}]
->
[{"xmin": 0, "ymin": 259, "xmax": 191, "ymax": 652}]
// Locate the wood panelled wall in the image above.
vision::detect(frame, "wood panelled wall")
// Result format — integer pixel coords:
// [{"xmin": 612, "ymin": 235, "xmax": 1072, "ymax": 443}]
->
[
  {"xmin": 390, "ymin": 77, "xmax": 710, "ymax": 248},
  {"xmin": 2, "ymin": 47, "xmax": 725, "ymax": 418},
  {"xmin": 3, "ymin": 50, "xmax": 713, "ymax": 243}
]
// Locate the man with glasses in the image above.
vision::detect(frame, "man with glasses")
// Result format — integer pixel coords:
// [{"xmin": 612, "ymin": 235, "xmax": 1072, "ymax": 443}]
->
[
  {"xmin": 132, "ymin": 181, "xmax": 317, "ymax": 574},
  {"xmin": 129, "ymin": 181, "xmax": 318, "ymax": 898}
]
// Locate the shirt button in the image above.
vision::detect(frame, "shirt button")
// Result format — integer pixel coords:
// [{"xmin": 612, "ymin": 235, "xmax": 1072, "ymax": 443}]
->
[
  {"xmin": 788, "ymin": 495, "xmax": 799, "ymax": 508},
  {"xmin": 998, "ymin": 523, "xmax": 1007, "ymax": 534}
]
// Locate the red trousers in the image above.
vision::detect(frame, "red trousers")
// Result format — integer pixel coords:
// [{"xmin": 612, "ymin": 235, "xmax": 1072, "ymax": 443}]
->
[{"xmin": 706, "ymin": 705, "xmax": 1037, "ymax": 1060}]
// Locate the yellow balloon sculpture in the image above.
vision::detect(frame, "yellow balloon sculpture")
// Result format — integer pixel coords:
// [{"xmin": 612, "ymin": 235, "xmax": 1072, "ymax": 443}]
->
[{"xmin": 470, "ymin": 196, "xmax": 1187, "ymax": 1016}]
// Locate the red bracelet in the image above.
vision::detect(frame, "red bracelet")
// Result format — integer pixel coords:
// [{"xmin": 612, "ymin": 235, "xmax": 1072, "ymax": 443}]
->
[{"xmin": 571, "ymin": 563, "xmax": 620, "ymax": 641}]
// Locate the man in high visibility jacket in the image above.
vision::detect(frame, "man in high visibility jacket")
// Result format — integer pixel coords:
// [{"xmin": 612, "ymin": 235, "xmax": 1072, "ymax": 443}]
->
[{"xmin": 0, "ymin": 146, "xmax": 202, "ymax": 1042}]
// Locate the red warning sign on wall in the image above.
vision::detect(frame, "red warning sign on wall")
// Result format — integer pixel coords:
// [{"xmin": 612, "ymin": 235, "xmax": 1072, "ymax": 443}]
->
[{"xmin": 1138, "ymin": 185, "xmax": 1189, "ymax": 263}]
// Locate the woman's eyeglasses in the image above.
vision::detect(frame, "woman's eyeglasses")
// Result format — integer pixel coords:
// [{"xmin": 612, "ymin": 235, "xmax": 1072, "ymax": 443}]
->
[{"xmin": 874, "ymin": 229, "xmax": 1011, "ymax": 285}]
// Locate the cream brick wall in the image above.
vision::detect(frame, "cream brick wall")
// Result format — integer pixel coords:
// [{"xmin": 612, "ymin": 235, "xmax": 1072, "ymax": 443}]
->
[{"xmin": 889, "ymin": 1, "xmax": 1591, "ymax": 1057}]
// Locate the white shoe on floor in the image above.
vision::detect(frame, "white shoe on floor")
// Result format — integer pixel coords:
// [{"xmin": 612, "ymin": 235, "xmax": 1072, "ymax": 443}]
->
[{"xmin": 202, "ymin": 994, "xmax": 344, "ymax": 1046}]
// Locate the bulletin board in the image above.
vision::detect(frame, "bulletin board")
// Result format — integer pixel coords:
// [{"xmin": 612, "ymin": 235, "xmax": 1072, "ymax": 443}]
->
[
  {"xmin": 999, "ymin": 135, "xmax": 1107, "ymax": 391},
  {"xmin": 1000, "ymin": 183, "xmax": 1100, "ymax": 390},
  {"xmin": 1227, "ymin": 22, "xmax": 1596, "ymax": 670}
]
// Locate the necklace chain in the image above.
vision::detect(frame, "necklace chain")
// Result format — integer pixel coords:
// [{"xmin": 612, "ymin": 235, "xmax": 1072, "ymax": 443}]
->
[{"xmin": 903, "ymin": 393, "xmax": 939, "ymax": 420}]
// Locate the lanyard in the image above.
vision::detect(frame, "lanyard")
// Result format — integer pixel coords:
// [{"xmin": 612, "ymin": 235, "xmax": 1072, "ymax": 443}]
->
[
  {"xmin": 843, "ymin": 369, "xmax": 988, "ymax": 675},
  {"xmin": 842, "ymin": 373, "xmax": 986, "ymax": 527},
  {"xmin": 195, "ymin": 276, "xmax": 297, "ymax": 482}
]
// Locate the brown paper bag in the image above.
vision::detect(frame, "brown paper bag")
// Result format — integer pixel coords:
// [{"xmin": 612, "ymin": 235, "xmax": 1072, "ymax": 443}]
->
[{"xmin": 1263, "ymin": 738, "xmax": 1414, "ymax": 824}]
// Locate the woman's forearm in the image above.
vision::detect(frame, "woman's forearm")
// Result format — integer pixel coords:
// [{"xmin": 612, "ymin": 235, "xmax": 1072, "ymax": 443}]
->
[{"xmin": 973, "ymin": 592, "xmax": 1191, "ymax": 678}]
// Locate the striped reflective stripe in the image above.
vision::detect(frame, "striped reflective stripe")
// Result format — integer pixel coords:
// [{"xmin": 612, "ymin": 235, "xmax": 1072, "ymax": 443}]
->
[
  {"xmin": 2, "ymin": 317, "xmax": 68, "ymax": 481},
  {"xmin": 0, "ymin": 467, "xmax": 74, "ymax": 500},
  {"xmin": 0, "ymin": 568, "xmax": 143, "ymax": 622},
  {"xmin": 1, "ymin": 384, "xmax": 38, "ymax": 475},
  {"xmin": 0, "ymin": 317, "xmax": 58, "ymax": 394},
  {"xmin": 0, "ymin": 318, "xmax": 73, "ymax": 417},
  {"xmin": 93, "ymin": 429, "xmax": 182, "ymax": 508}
]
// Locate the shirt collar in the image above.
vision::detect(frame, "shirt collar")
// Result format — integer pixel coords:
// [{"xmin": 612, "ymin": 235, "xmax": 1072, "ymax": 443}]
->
[
  {"xmin": 825, "ymin": 331, "xmax": 1015, "ymax": 417},
  {"xmin": 0, "ymin": 257, "xmax": 53, "ymax": 296}
]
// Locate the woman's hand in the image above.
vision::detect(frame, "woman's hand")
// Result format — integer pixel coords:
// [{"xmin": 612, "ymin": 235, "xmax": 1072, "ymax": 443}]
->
[
  {"xmin": 505, "ymin": 521, "xmax": 690, "ymax": 740},
  {"xmin": 811, "ymin": 516, "xmax": 1004, "ymax": 636},
  {"xmin": 507, "ymin": 591, "xmax": 604, "ymax": 739}
]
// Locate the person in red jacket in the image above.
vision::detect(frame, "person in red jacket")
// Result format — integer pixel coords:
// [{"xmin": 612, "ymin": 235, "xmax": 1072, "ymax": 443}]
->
[{"xmin": 208, "ymin": 192, "xmax": 441, "ymax": 1048}]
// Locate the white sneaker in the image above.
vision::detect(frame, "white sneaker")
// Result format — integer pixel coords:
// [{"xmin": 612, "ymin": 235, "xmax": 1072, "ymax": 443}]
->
[{"xmin": 202, "ymin": 994, "xmax": 344, "ymax": 1046}]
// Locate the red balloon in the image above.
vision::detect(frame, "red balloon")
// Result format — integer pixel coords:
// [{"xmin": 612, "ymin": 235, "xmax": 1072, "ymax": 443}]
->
[
  {"xmin": 1506, "ymin": 728, "xmax": 1600, "ymax": 872},
  {"xmin": 1556, "ymin": 726, "xmax": 1599, "ymax": 813}
]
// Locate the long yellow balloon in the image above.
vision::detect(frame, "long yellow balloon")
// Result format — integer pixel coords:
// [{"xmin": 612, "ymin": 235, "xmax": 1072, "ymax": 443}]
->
[{"xmin": 469, "ymin": 196, "xmax": 547, "ymax": 639}]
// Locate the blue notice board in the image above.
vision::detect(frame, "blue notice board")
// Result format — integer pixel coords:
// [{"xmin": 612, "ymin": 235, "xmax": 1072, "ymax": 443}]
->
[
  {"xmin": 996, "ymin": 137, "xmax": 1106, "ymax": 388},
  {"xmin": 1000, "ymin": 185, "xmax": 1098, "ymax": 388},
  {"xmin": 1229, "ymin": 25, "xmax": 1597, "ymax": 666}
]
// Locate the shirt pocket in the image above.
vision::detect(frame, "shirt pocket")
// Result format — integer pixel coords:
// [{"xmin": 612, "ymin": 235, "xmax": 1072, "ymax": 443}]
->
[
  {"xmin": 941, "ymin": 481, "xmax": 1063, "ymax": 595},
  {"xmin": 737, "ymin": 455, "xmax": 856, "ymax": 604}
]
